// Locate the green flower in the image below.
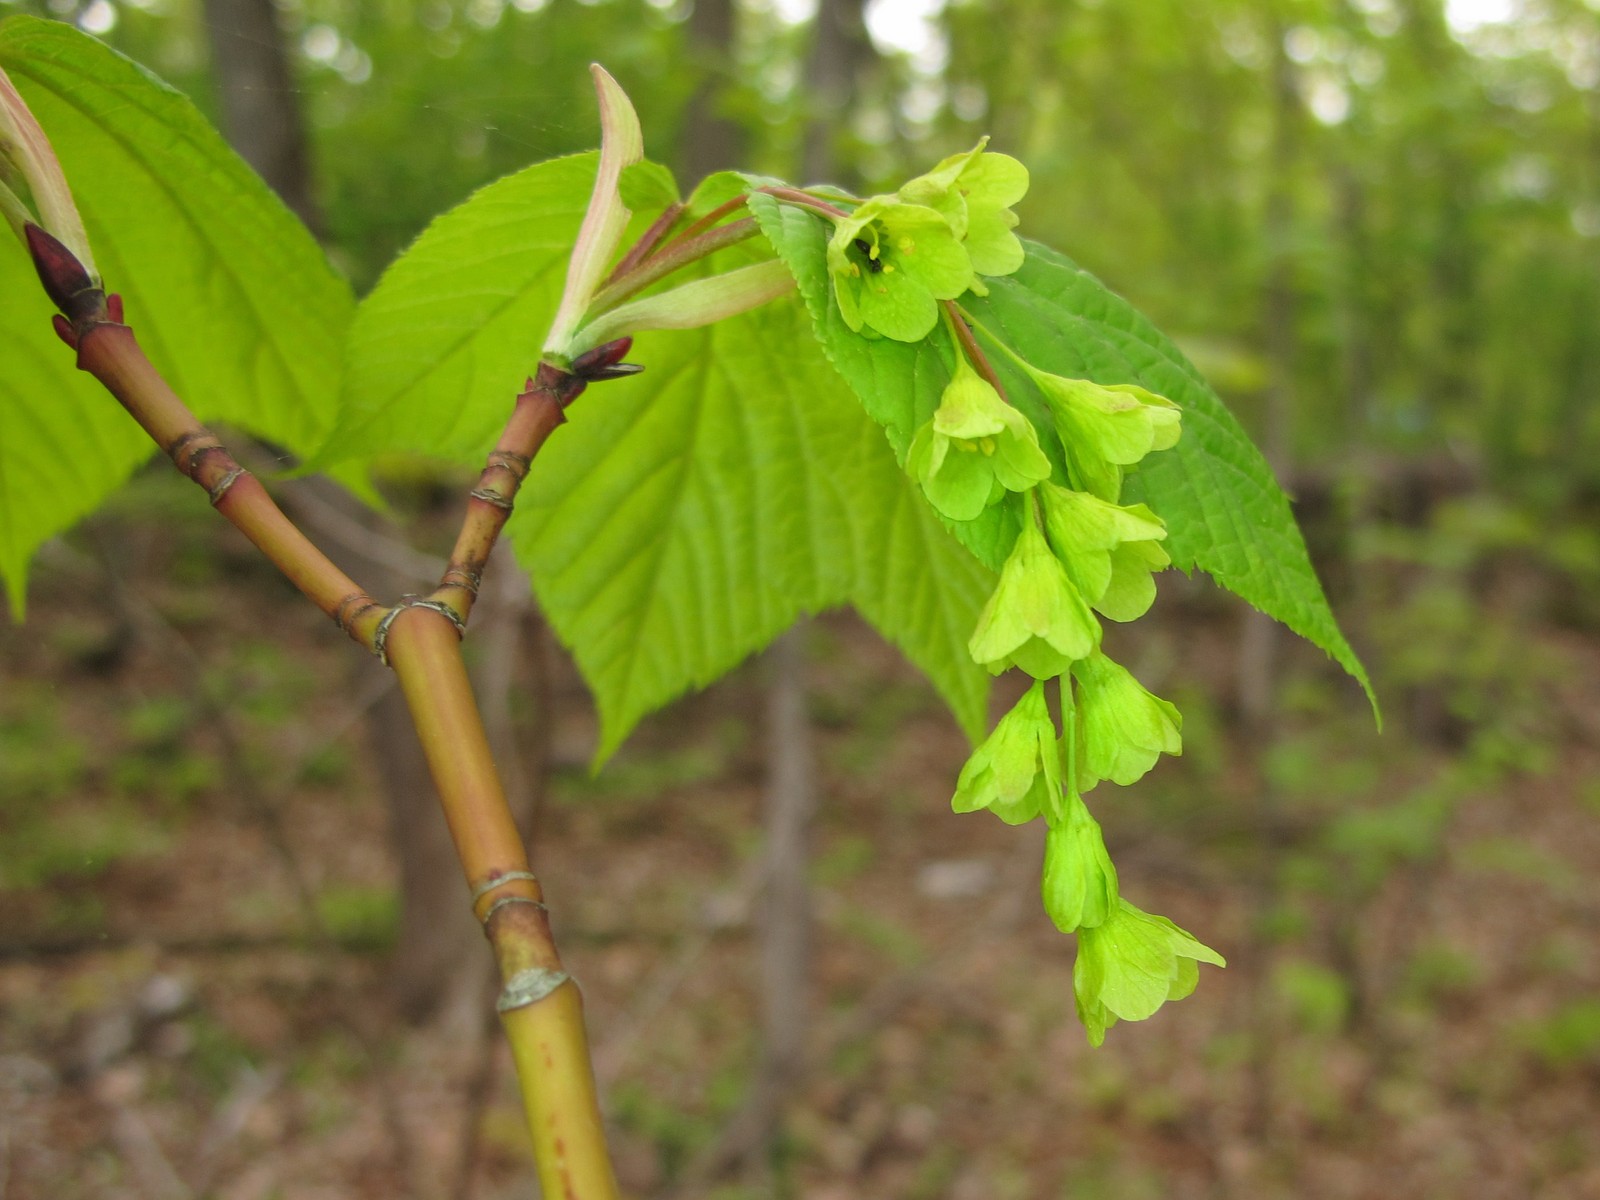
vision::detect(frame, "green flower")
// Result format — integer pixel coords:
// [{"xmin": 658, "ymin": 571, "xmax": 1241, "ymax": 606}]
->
[
  {"xmin": 1040, "ymin": 792, "xmax": 1118, "ymax": 932},
  {"xmin": 898, "ymin": 137, "xmax": 1030, "ymax": 284},
  {"xmin": 1074, "ymin": 898, "xmax": 1225, "ymax": 1047},
  {"xmin": 951, "ymin": 680, "xmax": 1060, "ymax": 825},
  {"xmin": 1027, "ymin": 372, "xmax": 1181, "ymax": 501},
  {"xmin": 1074, "ymin": 651, "xmax": 1182, "ymax": 789},
  {"xmin": 968, "ymin": 519, "xmax": 1100, "ymax": 678},
  {"xmin": 906, "ymin": 358, "xmax": 1052, "ymax": 521},
  {"xmin": 828, "ymin": 198, "xmax": 974, "ymax": 341},
  {"xmin": 1036, "ymin": 483, "xmax": 1170, "ymax": 621}
]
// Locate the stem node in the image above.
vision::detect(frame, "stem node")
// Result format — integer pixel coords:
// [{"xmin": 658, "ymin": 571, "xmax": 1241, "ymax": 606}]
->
[{"xmin": 498, "ymin": 967, "xmax": 573, "ymax": 1013}]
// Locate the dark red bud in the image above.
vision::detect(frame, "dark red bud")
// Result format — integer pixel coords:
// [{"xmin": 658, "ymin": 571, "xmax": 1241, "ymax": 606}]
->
[
  {"xmin": 570, "ymin": 336, "xmax": 634, "ymax": 378},
  {"xmin": 24, "ymin": 223, "xmax": 104, "ymax": 326}
]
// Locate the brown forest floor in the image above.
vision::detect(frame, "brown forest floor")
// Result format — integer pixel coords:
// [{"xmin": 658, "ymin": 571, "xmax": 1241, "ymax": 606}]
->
[{"xmin": 2, "ymin": 467, "xmax": 1599, "ymax": 1200}]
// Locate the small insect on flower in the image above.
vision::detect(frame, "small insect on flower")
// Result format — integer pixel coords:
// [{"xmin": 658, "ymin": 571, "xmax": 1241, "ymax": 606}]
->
[{"xmin": 853, "ymin": 237, "xmax": 885, "ymax": 274}]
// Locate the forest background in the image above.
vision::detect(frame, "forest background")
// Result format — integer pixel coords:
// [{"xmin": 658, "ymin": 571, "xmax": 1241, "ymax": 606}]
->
[{"xmin": 1, "ymin": 0, "xmax": 1598, "ymax": 1197}]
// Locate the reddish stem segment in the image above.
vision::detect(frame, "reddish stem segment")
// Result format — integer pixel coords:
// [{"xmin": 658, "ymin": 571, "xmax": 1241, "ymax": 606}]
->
[
  {"xmin": 946, "ymin": 300, "xmax": 1011, "ymax": 401},
  {"xmin": 584, "ymin": 216, "xmax": 759, "ymax": 315},
  {"xmin": 669, "ymin": 191, "xmax": 751, "ymax": 248},
  {"xmin": 758, "ymin": 185, "xmax": 851, "ymax": 219},
  {"xmin": 431, "ymin": 360, "xmax": 589, "ymax": 625},
  {"xmin": 603, "ymin": 201, "xmax": 685, "ymax": 288},
  {"xmin": 71, "ymin": 312, "xmax": 385, "ymax": 648}
]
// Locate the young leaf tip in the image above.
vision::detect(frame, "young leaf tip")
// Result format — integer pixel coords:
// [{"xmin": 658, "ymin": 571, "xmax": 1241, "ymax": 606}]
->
[
  {"xmin": 0, "ymin": 63, "xmax": 96, "ymax": 280},
  {"xmin": 542, "ymin": 64, "xmax": 646, "ymax": 356}
]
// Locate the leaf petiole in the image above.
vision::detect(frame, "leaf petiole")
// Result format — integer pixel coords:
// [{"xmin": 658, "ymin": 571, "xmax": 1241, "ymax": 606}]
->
[{"xmin": 583, "ymin": 216, "xmax": 760, "ymax": 318}]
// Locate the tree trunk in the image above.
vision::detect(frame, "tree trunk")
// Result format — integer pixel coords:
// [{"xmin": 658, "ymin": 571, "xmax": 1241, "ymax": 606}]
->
[
  {"xmin": 679, "ymin": 0, "xmax": 744, "ymax": 182},
  {"xmin": 1237, "ymin": 12, "xmax": 1299, "ymax": 731},
  {"xmin": 200, "ymin": 0, "xmax": 321, "ymax": 230},
  {"xmin": 800, "ymin": 0, "xmax": 874, "ymax": 184}
]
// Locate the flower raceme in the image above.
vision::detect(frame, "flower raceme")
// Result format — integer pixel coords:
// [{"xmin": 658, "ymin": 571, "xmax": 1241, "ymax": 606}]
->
[
  {"xmin": 906, "ymin": 357, "xmax": 1051, "ymax": 522},
  {"xmin": 800, "ymin": 135, "xmax": 1217, "ymax": 1046}
]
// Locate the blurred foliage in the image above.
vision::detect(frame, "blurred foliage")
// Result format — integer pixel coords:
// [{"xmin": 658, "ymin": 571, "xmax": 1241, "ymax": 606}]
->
[{"xmin": 2, "ymin": 0, "xmax": 1592, "ymax": 496}]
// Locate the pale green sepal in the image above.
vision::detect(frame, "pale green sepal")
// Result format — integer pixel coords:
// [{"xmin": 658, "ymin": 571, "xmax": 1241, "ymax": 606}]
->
[
  {"xmin": 1074, "ymin": 651, "xmax": 1182, "ymax": 788},
  {"xmin": 908, "ymin": 419, "xmax": 992, "ymax": 521},
  {"xmin": 968, "ymin": 520, "xmax": 1100, "ymax": 677},
  {"xmin": 1040, "ymin": 793, "xmax": 1118, "ymax": 932},
  {"xmin": 543, "ymin": 65, "xmax": 645, "ymax": 356},
  {"xmin": 574, "ymin": 259, "xmax": 795, "ymax": 349},
  {"xmin": 1029, "ymin": 371, "xmax": 1183, "ymax": 501},
  {"xmin": 962, "ymin": 182, "xmax": 1026, "ymax": 276},
  {"xmin": 951, "ymin": 679, "xmax": 1060, "ymax": 825},
  {"xmin": 1074, "ymin": 898, "xmax": 1226, "ymax": 1046},
  {"xmin": 950, "ymin": 150, "xmax": 1029, "ymax": 275},
  {"xmin": 1107, "ymin": 383, "xmax": 1182, "ymax": 451},
  {"xmin": 1097, "ymin": 538, "xmax": 1171, "ymax": 622},
  {"xmin": 1037, "ymin": 483, "xmax": 1168, "ymax": 610},
  {"xmin": 897, "ymin": 138, "xmax": 1029, "ymax": 277},
  {"xmin": 898, "ymin": 138, "xmax": 989, "ymax": 226}
]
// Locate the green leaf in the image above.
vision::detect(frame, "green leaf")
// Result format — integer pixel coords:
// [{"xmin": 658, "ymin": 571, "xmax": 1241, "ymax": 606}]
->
[
  {"xmin": 967, "ymin": 244, "xmax": 1375, "ymax": 715},
  {"xmin": 0, "ymin": 17, "xmax": 353, "ymax": 615},
  {"xmin": 751, "ymin": 190, "xmax": 1372, "ymax": 715},
  {"xmin": 747, "ymin": 191, "xmax": 1022, "ymax": 572},
  {"xmin": 512, "ymin": 291, "xmax": 992, "ymax": 759},
  {"xmin": 333, "ymin": 161, "xmax": 990, "ymax": 756},
  {"xmin": 317, "ymin": 152, "xmax": 676, "ymax": 467}
]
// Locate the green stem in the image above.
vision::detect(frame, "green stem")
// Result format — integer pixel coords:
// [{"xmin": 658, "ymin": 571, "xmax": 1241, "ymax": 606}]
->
[
  {"xmin": 943, "ymin": 300, "xmax": 1010, "ymax": 401},
  {"xmin": 760, "ymin": 185, "xmax": 852, "ymax": 219},
  {"xmin": 36, "ymin": 241, "xmax": 625, "ymax": 1192},
  {"xmin": 1058, "ymin": 671, "xmax": 1078, "ymax": 804},
  {"xmin": 387, "ymin": 610, "xmax": 619, "ymax": 1199},
  {"xmin": 954, "ymin": 303, "xmax": 1035, "ymax": 379}
]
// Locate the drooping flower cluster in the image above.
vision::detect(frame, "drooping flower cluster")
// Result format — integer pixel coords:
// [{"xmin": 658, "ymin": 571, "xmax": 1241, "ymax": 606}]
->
[
  {"xmin": 826, "ymin": 138, "xmax": 1028, "ymax": 342},
  {"xmin": 941, "ymin": 367, "xmax": 1223, "ymax": 1038},
  {"xmin": 822, "ymin": 142, "xmax": 1224, "ymax": 1043}
]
